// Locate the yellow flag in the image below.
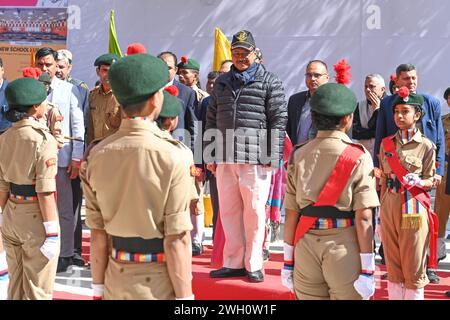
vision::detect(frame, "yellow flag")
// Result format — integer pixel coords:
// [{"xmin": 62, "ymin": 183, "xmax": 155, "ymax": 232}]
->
[
  {"xmin": 213, "ymin": 27, "xmax": 231, "ymax": 72},
  {"xmin": 30, "ymin": 47, "xmax": 36, "ymax": 67},
  {"xmin": 108, "ymin": 10, "xmax": 123, "ymax": 57}
]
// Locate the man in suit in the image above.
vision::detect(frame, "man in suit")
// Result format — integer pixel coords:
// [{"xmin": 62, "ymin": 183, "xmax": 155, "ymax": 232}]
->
[
  {"xmin": 158, "ymin": 51, "xmax": 197, "ymax": 150},
  {"xmin": 286, "ymin": 60, "xmax": 329, "ymax": 145}
]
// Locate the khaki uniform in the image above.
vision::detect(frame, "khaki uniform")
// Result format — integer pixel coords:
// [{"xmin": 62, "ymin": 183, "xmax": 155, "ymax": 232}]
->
[
  {"xmin": 87, "ymin": 86, "xmax": 122, "ymax": 145},
  {"xmin": 435, "ymin": 113, "xmax": 450, "ymax": 237},
  {"xmin": 284, "ymin": 130, "xmax": 380, "ymax": 300},
  {"xmin": 379, "ymin": 130, "xmax": 435, "ymax": 289},
  {"xmin": 81, "ymin": 119, "xmax": 194, "ymax": 300},
  {"xmin": 39, "ymin": 101, "xmax": 65, "ymax": 147},
  {"xmin": 0, "ymin": 119, "xmax": 59, "ymax": 300}
]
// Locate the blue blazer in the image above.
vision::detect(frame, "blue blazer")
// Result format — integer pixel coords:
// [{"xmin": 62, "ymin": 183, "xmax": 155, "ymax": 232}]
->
[
  {"xmin": 173, "ymin": 79, "xmax": 197, "ymax": 149},
  {"xmin": 286, "ymin": 90, "xmax": 308, "ymax": 146},
  {"xmin": 374, "ymin": 92, "xmax": 445, "ymax": 176}
]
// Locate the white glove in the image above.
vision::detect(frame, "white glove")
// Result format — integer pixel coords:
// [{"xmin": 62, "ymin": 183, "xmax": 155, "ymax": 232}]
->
[
  {"xmin": 40, "ymin": 221, "xmax": 59, "ymax": 261},
  {"xmin": 0, "ymin": 251, "xmax": 8, "ymax": 300},
  {"xmin": 281, "ymin": 268, "xmax": 294, "ymax": 292},
  {"xmin": 281, "ymin": 243, "xmax": 294, "ymax": 292},
  {"xmin": 353, "ymin": 253, "xmax": 376, "ymax": 299},
  {"xmin": 92, "ymin": 283, "xmax": 104, "ymax": 300},
  {"xmin": 175, "ymin": 294, "xmax": 195, "ymax": 300},
  {"xmin": 354, "ymin": 274, "xmax": 375, "ymax": 300},
  {"xmin": 403, "ymin": 173, "xmax": 424, "ymax": 187}
]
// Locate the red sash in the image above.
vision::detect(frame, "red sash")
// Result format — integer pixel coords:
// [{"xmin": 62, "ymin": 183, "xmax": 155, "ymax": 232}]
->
[
  {"xmin": 293, "ymin": 144, "xmax": 365, "ymax": 245},
  {"xmin": 381, "ymin": 136, "xmax": 439, "ymax": 269}
]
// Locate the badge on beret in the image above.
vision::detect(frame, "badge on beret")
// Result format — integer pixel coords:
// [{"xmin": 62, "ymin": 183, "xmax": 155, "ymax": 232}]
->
[
  {"xmin": 190, "ymin": 165, "xmax": 202, "ymax": 177},
  {"xmin": 46, "ymin": 158, "xmax": 56, "ymax": 167}
]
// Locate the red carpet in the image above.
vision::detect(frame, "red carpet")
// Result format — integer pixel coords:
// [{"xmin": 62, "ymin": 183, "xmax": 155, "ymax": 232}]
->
[{"xmin": 53, "ymin": 232, "xmax": 450, "ymax": 300}]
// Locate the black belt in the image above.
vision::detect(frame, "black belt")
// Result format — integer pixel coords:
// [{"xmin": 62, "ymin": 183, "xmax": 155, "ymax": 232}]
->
[
  {"xmin": 301, "ymin": 205, "xmax": 355, "ymax": 219},
  {"xmin": 111, "ymin": 236, "xmax": 164, "ymax": 254},
  {"xmin": 10, "ymin": 183, "xmax": 37, "ymax": 197}
]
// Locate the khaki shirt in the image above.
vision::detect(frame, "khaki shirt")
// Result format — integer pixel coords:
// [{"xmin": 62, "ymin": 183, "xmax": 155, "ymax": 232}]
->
[
  {"xmin": 81, "ymin": 119, "xmax": 193, "ymax": 239},
  {"xmin": 0, "ymin": 119, "xmax": 58, "ymax": 193},
  {"xmin": 379, "ymin": 130, "xmax": 435, "ymax": 189},
  {"xmin": 87, "ymin": 85, "xmax": 122, "ymax": 145},
  {"xmin": 442, "ymin": 113, "xmax": 450, "ymax": 154},
  {"xmin": 40, "ymin": 101, "xmax": 65, "ymax": 147},
  {"xmin": 284, "ymin": 130, "xmax": 380, "ymax": 212}
]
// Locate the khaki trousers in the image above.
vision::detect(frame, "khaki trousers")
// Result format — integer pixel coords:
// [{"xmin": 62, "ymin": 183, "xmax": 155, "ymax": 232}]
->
[
  {"xmin": 293, "ymin": 226, "xmax": 362, "ymax": 300},
  {"xmin": 216, "ymin": 164, "xmax": 272, "ymax": 272},
  {"xmin": 435, "ymin": 165, "xmax": 450, "ymax": 237},
  {"xmin": 380, "ymin": 192, "xmax": 429, "ymax": 289},
  {"xmin": 104, "ymin": 257, "xmax": 175, "ymax": 300},
  {"xmin": 1, "ymin": 201, "xmax": 59, "ymax": 300}
]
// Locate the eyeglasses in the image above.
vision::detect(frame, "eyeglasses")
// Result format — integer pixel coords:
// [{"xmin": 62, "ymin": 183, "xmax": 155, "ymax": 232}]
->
[
  {"xmin": 231, "ymin": 50, "xmax": 254, "ymax": 58},
  {"xmin": 305, "ymin": 73, "xmax": 327, "ymax": 79}
]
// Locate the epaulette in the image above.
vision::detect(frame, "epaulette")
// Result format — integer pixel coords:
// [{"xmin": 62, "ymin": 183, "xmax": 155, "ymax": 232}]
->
[
  {"xmin": 343, "ymin": 139, "xmax": 366, "ymax": 153},
  {"xmin": 288, "ymin": 141, "xmax": 310, "ymax": 165},
  {"xmin": 155, "ymin": 128, "xmax": 182, "ymax": 146},
  {"xmin": 83, "ymin": 138, "xmax": 103, "ymax": 161}
]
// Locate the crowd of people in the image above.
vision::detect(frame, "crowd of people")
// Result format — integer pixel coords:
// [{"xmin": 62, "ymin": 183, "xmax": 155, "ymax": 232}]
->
[{"xmin": 0, "ymin": 28, "xmax": 449, "ymax": 300}]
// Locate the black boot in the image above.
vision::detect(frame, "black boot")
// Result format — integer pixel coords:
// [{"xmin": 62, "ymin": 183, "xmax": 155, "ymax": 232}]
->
[
  {"xmin": 426, "ymin": 268, "xmax": 440, "ymax": 284},
  {"xmin": 57, "ymin": 257, "xmax": 72, "ymax": 273}
]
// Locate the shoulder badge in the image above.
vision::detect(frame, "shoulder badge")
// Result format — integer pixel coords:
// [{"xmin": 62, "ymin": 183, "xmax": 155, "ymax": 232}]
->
[
  {"xmin": 46, "ymin": 158, "xmax": 57, "ymax": 167},
  {"xmin": 190, "ymin": 165, "xmax": 202, "ymax": 177},
  {"xmin": 373, "ymin": 167, "xmax": 382, "ymax": 178}
]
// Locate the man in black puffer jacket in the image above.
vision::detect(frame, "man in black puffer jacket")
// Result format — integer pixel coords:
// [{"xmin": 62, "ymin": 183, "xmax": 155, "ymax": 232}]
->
[{"xmin": 205, "ymin": 30, "xmax": 287, "ymax": 283}]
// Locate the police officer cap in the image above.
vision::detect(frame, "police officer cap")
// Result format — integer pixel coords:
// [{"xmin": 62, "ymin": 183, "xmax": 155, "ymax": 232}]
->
[
  {"xmin": 159, "ymin": 91, "xmax": 182, "ymax": 118},
  {"xmin": 444, "ymin": 87, "xmax": 450, "ymax": 100},
  {"xmin": 94, "ymin": 53, "xmax": 119, "ymax": 67},
  {"xmin": 108, "ymin": 53, "xmax": 169, "ymax": 106},
  {"xmin": 6, "ymin": 78, "xmax": 47, "ymax": 107},
  {"xmin": 231, "ymin": 30, "xmax": 256, "ymax": 51},
  {"xmin": 310, "ymin": 83, "xmax": 357, "ymax": 116},
  {"xmin": 177, "ymin": 56, "xmax": 200, "ymax": 71}
]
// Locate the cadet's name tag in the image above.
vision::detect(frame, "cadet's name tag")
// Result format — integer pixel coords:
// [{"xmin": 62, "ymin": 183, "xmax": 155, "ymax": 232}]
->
[{"xmin": 46, "ymin": 158, "xmax": 57, "ymax": 167}]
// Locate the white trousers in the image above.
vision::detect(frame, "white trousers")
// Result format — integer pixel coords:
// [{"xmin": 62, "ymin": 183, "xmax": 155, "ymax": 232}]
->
[{"xmin": 216, "ymin": 164, "xmax": 272, "ymax": 272}]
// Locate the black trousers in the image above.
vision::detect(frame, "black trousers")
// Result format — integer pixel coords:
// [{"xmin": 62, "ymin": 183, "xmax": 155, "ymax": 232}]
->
[
  {"xmin": 210, "ymin": 175, "xmax": 220, "ymax": 241},
  {"xmin": 72, "ymin": 177, "xmax": 83, "ymax": 255}
]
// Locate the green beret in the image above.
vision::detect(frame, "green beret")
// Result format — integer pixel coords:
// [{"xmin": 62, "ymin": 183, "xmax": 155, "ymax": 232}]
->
[
  {"xmin": 109, "ymin": 53, "xmax": 169, "ymax": 106},
  {"xmin": 6, "ymin": 78, "xmax": 47, "ymax": 107},
  {"xmin": 392, "ymin": 87, "xmax": 424, "ymax": 112},
  {"xmin": 310, "ymin": 83, "xmax": 357, "ymax": 116},
  {"xmin": 159, "ymin": 91, "xmax": 182, "ymax": 118},
  {"xmin": 94, "ymin": 53, "xmax": 119, "ymax": 67},
  {"xmin": 177, "ymin": 56, "xmax": 200, "ymax": 71}
]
